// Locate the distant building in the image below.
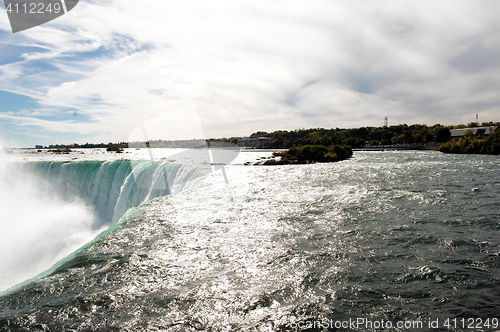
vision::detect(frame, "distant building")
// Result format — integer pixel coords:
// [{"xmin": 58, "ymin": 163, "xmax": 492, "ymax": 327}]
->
[
  {"xmin": 237, "ymin": 137, "xmax": 272, "ymax": 148},
  {"xmin": 450, "ymin": 126, "xmax": 497, "ymax": 140},
  {"xmin": 35, "ymin": 145, "xmax": 44, "ymax": 149}
]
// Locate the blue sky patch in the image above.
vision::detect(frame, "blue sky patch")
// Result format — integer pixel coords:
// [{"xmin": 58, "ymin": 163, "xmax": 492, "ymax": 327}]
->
[
  {"xmin": 0, "ymin": 44, "xmax": 50, "ymax": 65},
  {"xmin": 0, "ymin": 90, "xmax": 39, "ymax": 112}
]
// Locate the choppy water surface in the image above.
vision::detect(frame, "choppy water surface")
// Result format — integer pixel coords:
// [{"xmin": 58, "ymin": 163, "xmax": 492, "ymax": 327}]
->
[{"xmin": 0, "ymin": 151, "xmax": 499, "ymax": 331}]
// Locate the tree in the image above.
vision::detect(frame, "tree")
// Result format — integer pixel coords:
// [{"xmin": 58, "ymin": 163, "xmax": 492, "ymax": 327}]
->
[{"xmin": 435, "ymin": 127, "xmax": 451, "ymax": 142}]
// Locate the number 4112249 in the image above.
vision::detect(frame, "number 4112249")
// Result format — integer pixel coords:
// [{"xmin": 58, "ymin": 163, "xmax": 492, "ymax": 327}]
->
[
  {"xmin": 5, "ymin": 2, "xmax": 62, "ymax": 14},
  {"xmin": 444, "ymin": 318, "xmax": 498, "ymax": 329}
]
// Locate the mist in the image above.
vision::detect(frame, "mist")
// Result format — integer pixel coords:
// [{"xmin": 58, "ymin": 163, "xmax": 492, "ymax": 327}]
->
[{"xmin": 0, "ymin": 151, "xmax": 102, "ymax": 292}]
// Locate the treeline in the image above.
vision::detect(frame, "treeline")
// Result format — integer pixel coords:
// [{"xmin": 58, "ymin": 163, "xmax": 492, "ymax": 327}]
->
[
  {"xmin": 439, "ymin": 127, "xmax": 500, "ymax": 155},
  {"xmin": 37, "ymin": 121, "xmax": 499, "ymax": 156},
  {"xmin": 252, "ymin": 124, "xmax": 454, "ymax": 149},
  {"xmin": 251, "ymin": 122, "xmax": 499, "ymax": 150},
  {"xmin": 40, "ymin": 138, "xmax": 243, "ymax": 150},
  {"xmin": 42, "ymin": 142, "xmax": 113, "ymax": 149},
  {"xmin": 128, "ymin": 139, "xmax": 242, "ymax": 148}
]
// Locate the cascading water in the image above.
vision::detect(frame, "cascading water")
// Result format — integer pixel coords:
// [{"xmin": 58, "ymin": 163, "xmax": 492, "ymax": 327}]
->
[
  {"xmin": 0, "ymin": 158, "xmax": 203, "ymax": 293},
  {"xmin": 1, "ymin": 151, "xmax": 500, "ymax": 331},
  {"xmin": 21, "ymin": 160, "xmax": 202, "ymax": 227},
  {"xmin": 0, "ymin": 160, "xmax": 98, "ymax": 293}
]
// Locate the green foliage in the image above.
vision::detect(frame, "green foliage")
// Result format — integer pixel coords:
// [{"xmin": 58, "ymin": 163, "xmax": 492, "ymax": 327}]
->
[
  {"xmin": 254, "ymin": 124, "xmax": 457, "ymax": 148},
  {"xmin": 439, "ymin": 127, "xmax": 500, "ymax": 155},
  {"xmin": 38, "ymin": 122, "xmax": 499, "ymax": 157},
  {"xmin": 106, "ymin": 143, "xmax": 125, "ymax": 153},
  {"xmin": 277, "ymin": 144, "xmax": 352, "ymax": 163},
  {"xmin": 434, "ymin": 127, "xmax": 451, "ymax": 143}
]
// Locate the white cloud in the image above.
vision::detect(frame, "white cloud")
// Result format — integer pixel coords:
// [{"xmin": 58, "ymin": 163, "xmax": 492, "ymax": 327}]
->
[{"xmin": 1, "ymin": 0, "xmax": 500, "ymax": 146}]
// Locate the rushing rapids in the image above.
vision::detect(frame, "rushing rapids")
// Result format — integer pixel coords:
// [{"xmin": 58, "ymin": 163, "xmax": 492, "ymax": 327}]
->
[{"xmin": 0, "ymin": 150, "xmax": 499, "ymax": 331}]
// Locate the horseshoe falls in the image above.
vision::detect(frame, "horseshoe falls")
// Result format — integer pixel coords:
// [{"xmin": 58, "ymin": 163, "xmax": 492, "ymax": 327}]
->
[
  {"xmin": 20, "ymin": 160, "xmax": 202, "ymax": 227},
  {"xmin": 0, "ymin": 157, "xmax": 203, "ymax": 293},
  {"xmin": 0, "ymin": 150, "xmax": 500, "ymax": 331}
]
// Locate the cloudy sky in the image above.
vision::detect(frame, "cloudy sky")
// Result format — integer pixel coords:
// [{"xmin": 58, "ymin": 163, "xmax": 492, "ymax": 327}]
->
[{"xmin": 1, "ymin": 0, "xmax": 499, "ymax": 147}]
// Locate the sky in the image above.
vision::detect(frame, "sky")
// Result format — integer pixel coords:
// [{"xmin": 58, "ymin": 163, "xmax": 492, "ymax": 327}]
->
[{"xmin": 1, "ymin": 0, "xmax": 500, "ymax": 147}]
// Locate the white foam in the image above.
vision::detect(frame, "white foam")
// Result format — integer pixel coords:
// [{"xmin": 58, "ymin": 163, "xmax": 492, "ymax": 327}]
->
[{"xmin": 0, "ymin": 156, "xmax": 101, "ymax": 292}]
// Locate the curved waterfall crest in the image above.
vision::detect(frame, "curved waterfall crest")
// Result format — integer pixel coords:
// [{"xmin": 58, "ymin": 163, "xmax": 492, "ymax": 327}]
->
[{"xmin": 21, "ymin": 159, "xmax": 202, "ymax": 227}]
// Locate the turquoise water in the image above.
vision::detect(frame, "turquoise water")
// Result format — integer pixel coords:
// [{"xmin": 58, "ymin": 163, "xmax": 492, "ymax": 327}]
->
[{"xmin": 0, "ymin": 151, "xmax": 499, "ymax": 331}]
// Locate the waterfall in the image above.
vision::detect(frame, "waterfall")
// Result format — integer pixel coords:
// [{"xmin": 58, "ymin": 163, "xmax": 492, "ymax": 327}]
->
[
  {"xmin": 21, "ymin": 160, "xmax": 201, "ymax": 227},
  {"xmin": 0, "ymin": 159, "xmax": 201, "ymax": 292}
]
